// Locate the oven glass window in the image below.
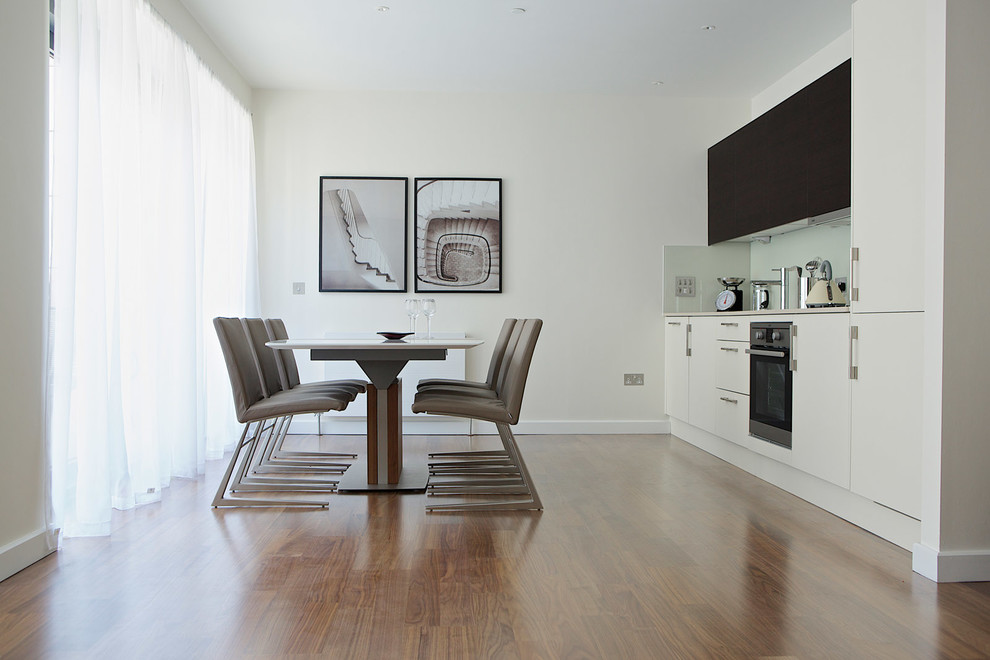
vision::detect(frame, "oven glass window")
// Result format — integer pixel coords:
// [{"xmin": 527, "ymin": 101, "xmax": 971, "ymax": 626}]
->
[{"xmin": 751, "ymin": 355, "xmax": 792, "ymax": 431}]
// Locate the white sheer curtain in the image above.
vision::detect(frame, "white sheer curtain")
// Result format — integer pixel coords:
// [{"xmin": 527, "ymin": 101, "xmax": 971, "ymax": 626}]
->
[{"xmin": 49, "ymin": 0, "xmax": 259, "ymax": 536}]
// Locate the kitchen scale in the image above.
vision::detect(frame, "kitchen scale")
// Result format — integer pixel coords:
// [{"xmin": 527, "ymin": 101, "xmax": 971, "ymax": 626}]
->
[{"xmin": 715, "ymin": 277, "xmax": 745, "ymax": 312}]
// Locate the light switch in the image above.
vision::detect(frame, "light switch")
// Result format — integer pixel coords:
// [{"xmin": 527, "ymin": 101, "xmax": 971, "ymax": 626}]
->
[{"xmin": 292, "ymin": 282, "xmax": 305, "ymax": 295}]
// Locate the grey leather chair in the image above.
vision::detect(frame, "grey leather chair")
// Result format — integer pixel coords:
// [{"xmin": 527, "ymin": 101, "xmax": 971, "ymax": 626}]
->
[
  {"xmin": 240, "ymin": 318, "xmax": 358, "ymax": 473},
  {"xmin": 213, "ymin": 317, "xmax": 353, "ymax": 507},
  {"xmin": 416, "ymin": 318, "xmax": 518, "ymax": 396},
  {"xmin": 417, "ymin": 319, "xmax": 521, "ymax": 468},
  {"xmin": 411, "ymin": 318, "xmax": 543, "ymax": 511}
]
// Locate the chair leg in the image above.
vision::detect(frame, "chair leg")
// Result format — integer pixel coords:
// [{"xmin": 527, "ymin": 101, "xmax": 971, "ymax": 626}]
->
[
  {"xmin": 232, "ymin": 419, "xmax": 342, "ymax": 489},
  {"xmin": 263, "ymin": 414, "xmax": 358, "ymax": 461},
  {"xmin": 250, "ymin": 417, "xmax": 346, "ymax": 474},
  {"xmin": 213, "ymin": 421, "xmax": 330, "ymax": 508},
  {"xmin": 426, "ymin": 424, "xmax": 542, "ymax": 512}
]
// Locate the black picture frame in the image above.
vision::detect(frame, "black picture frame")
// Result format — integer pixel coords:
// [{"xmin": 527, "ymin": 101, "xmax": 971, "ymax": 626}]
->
[
  {"xmin": 414, "ymin": 178, "xmax": 502, "ymax": 293},
  {"xmin": 319, "ymin": 176, "xmax": 408, "ymax": 292}
]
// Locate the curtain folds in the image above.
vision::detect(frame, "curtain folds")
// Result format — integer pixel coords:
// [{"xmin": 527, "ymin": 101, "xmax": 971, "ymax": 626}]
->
[{"xmin": 50, "ymin": 0, "xmax": 259, "ymax": 536}]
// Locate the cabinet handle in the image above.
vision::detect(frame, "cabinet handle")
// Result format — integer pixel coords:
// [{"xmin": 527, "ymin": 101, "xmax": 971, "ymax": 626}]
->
[
  {"xmin": 686, "ymin": 323, "xmax": 692, "ymax": 357},
  {"xmin": 719, "ymin": 396, "xmax": 738, "ymax": 404},
  {"xmin": 850, "ymin": 247, "xmax": 860, "ymax": 302},
  {"xmin": 667, "ymin": 321, "xmax": 682, "ymax": 326},
  {"xmin": 849, "ymin": 325, "xmax": 859, "ymax": 380},
  {"xmin": 720, "ymin": 347, "xmax": 739, "ymax": 352},
  {"xmin": 720, "ymin": 322, "xmax": 739, "ymax": 327},
  {"xmin": 790, "ymin": 324, "xmax": 797, "ymax": 372}
]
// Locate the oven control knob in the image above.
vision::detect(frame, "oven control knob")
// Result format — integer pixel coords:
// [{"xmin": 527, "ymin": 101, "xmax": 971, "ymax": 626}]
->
[
  {"xmin": 754, "ymin": 330, "xmax": 765, "ymax": 341},
  {"xmin": 772, "ymin": 330, "xmax": 781, "ymax": 341}
]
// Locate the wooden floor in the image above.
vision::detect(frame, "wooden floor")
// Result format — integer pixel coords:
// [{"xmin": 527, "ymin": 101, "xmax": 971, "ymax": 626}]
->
[{"xmin": 1, "ymin": 434, "xmax": 989, "ymax": 659}]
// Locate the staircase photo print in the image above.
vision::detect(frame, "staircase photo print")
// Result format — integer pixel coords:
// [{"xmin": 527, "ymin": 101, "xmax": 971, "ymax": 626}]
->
[
  {"xmin": 319, "ymin": 176, "xmax": 408, "ymax": 292},
  {"xmin": 415, "ymin": 178, "xmax": 502, "ymax": 293}
]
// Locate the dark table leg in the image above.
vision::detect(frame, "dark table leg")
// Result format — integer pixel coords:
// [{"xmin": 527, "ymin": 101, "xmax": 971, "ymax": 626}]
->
[{"xmin": 366, "ymin": 379, "xmax": 402, "ymax": 484}]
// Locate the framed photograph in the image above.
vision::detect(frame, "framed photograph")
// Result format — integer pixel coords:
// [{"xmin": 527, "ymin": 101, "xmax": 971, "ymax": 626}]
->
[
  {"xmin": 319, "ymin": 176, "xmax": 408, "ymax": 292},
  {"xmin": 414, "ymin": 178, "xmax": 502, "ymax": 293}
]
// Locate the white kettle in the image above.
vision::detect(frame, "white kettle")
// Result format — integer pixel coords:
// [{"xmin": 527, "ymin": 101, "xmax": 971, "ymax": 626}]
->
[{"xmin": 805, "ymin": 259, "xmax": 846, "ymax": 307}]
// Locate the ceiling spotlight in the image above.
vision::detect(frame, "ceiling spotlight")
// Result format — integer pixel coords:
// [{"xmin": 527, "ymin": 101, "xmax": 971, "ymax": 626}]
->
[
  {"xmin": 652, "ymin": 81, "xmax": 664, "ymax": 86},
  {"xmin": 511, "ymin": 7, "xmax": 527, "ymax": 14},
  {"xmin": 701, "ymin": 24, "xmax": 716, "ymax": 31},
  {"xmin": 376, "ymin": 5, "xmax": 390, "ymax": 13}
]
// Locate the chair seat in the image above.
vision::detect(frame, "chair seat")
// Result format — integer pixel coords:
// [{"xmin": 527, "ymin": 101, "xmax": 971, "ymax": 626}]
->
[
  {"xmin": 417, "ymin": 377, "xmax": 490, "ymax": 391},
  {"xmin": 414, "ymin": 384, "xmax": 498, "ymax": 399},
  {"xmin": 244, "ymin": 389, "xmax": 349, "ymax": 423},
  {"xmin": 288, "ymin": 382, "xmax": 364, "ymax": 400},
  {"xmin": 411, "ymin": 392, "xmax": 513, "ymax": 424}
]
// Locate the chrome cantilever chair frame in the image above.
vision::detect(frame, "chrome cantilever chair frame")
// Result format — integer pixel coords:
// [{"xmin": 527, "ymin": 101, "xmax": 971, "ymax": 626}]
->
[{"xmin": 412, "ymin": 318, "xmax": 543, "ymax": 511}]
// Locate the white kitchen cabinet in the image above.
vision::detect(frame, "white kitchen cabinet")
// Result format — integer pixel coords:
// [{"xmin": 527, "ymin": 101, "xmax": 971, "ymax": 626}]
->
[
  {"xmin": 849, "ymin": 312, "xmax": 923, "ymax": 519},
  {"xmin": 850, "ymin": 0, "xmax": 926, "ymax": 313},
  {"xmin": 789, "ymin": 313, "xmax": 852, "ymax": 488},
  {"xmin": 664, "ymin": 318, "xmax": 690, "ymax": 421},
  {"xmin": 687, "ymin": 317, "xmax": 719, "ymax": 435},
  {"xmin": 716, "ymin": 340, "xmax": 748, "ymax": 395},
  {"xmin": 715, "ymin": 318, "xmax": 749, "ymax": 342},
  {"xmin": 715, "ymin": 391, "xmax": 749, "ymax": 446}
]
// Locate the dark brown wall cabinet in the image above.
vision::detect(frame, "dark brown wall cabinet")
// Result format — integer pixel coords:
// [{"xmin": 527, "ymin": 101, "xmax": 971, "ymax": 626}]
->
[{"xmin": 708, "ymin": 59, "xmax": 851, "ymax": 245}]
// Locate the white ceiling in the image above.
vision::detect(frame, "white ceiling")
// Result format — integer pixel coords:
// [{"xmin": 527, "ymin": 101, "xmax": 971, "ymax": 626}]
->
[{"xmin": 177, "ymin": 0, "xmax": 853, "ymax": 97}]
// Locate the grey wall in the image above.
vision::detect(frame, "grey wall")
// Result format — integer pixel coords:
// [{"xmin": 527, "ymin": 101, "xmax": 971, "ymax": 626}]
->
[{"xmin": 0, "ymin": 0, "xmax": 50, "ymax": 579}]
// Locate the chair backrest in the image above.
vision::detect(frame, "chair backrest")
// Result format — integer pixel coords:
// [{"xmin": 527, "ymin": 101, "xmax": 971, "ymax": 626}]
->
[
  {"xmin": 242, "ymin": 318, "xmax": 284, "ymax": 398},
  {"xmin": 263, "ymin": 319, "xmax": 292, "ymax": 391},
  {"xmin": 264, "ymin": 318, "xmax": 302, "ymax": 389},
  {"xmin": 214, "ymin": 317, "xmax": 267, "ymax": 423},
  {"xmin": 499, "ymin": 318, "xmax": 543, "ymax": 422},
  {"xmin": 493, "ymin": 319, "xmax": 524, "ymax": 395},
  {"xmin": 485, "ymin": 319, "xmax": 518, "ymax": 388}
]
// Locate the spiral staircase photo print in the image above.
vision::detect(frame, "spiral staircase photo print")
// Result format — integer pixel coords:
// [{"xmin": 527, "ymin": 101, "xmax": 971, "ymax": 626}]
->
[
  {"xmin": 319, "ymin": 177, "xmax": 408, "ymax": 292},
  {"xmin": 415, "ymin": 178, "xmax": 501, "ymax": 293}
]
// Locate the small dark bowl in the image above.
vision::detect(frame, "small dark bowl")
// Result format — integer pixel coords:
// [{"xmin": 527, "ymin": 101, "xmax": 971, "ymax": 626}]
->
[{"xmin": 378, "ymin": 331, "xmax": 414, "ymax": 341}]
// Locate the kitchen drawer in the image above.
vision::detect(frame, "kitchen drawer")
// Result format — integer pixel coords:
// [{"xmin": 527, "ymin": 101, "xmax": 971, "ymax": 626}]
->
[
  {"xmin": 716, "ymin": 341, "xmax": 749, "ymax": 394},
  {"xmin": 715, "ymin": 391, "xmax": 749, "ymax": 446},
  {"xmin": 715, "ymin": 319, "xmax": 749, "ymax": 341}
]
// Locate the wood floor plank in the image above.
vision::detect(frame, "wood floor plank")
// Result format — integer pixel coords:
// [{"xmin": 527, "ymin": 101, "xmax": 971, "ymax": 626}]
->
[{"xmin": 1, "ymin": 433, "xmax": 988, "ymax": 659}]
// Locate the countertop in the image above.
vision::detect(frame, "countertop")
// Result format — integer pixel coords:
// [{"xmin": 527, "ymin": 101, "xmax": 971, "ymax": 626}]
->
[{"xmin": 665, "ymin": 307, "xmax": 849, "ymax": 318}]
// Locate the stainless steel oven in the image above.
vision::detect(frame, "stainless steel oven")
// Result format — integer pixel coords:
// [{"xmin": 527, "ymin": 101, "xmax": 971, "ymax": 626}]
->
[{"xmin": 747, "ymin": 322, "xmax": 793, "ymax": 449}]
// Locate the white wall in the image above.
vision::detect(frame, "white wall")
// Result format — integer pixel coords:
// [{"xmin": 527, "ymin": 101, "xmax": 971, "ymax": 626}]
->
[
  {"xmin": 0, "ymin": 0, "xmax": 51, "ymax": 580},
  {"xmin": 253, "ymin": 90, "xmax": 747, "ymax": 431},
  {"xmin": 148, "ymin": 0, "xmax": 251, "ymax": 107},
  {"xmin": 937, "ymin": 0, "xmax": 990, "ymax": 565},
  {"xmin": 752, "ymin": 31, "xmax": 852, "ymax": 118}
]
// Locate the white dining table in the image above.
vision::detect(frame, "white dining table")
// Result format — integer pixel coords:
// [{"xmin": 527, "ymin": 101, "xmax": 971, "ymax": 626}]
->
[{"xmin": 266, "ymin": 336, "xmax": 483, "ymax": 491}]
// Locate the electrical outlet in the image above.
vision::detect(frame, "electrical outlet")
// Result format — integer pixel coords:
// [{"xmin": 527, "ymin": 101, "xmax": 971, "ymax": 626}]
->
[
  {"xmin": 292, "ymin": 282, "xmax": 305, "ymax": 295},
  {"xmin": 624, "ymin": 373, "xmax": 644, "ymax": 386},
  {"xmin": 675, "ymin": 276, "xmax": 696, "ymax": 297}
]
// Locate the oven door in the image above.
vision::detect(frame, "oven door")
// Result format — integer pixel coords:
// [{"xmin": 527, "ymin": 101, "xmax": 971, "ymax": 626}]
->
[{"xmin": 748, "ymin": 347, "xmax": 793, "ymax": 448}]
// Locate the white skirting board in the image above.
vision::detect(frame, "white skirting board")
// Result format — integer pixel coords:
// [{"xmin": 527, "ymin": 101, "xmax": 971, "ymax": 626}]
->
[
  {"xmin": 912, "ymin": 544, "xmax": 990, "ymax": 583},
  {"xmin": 287, "ymin": 415, "xmax": 470, "ymax": 436},
  {"xmin": 287, "ymin": 416, "xmax": 670, "ymax": 436},
  {"xmin": 0, "ymin": 527, "xmax": 56, "ymax": 582},
  {"xmin": 670, "ymin": 418, "xmax": 921, "ymax": 552},
  {"xmin": 472, "ymin": 419, "xmax": 670, "ymax": 435}
]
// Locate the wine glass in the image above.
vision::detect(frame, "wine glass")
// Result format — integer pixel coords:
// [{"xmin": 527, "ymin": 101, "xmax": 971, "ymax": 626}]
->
[
  {"xmin": 404, "ymin": 298, "xmax": 421, "ymax": 336},
  {"xmin": 421, "ymin": 299, "xmax": 437, "ymax": 339}
]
